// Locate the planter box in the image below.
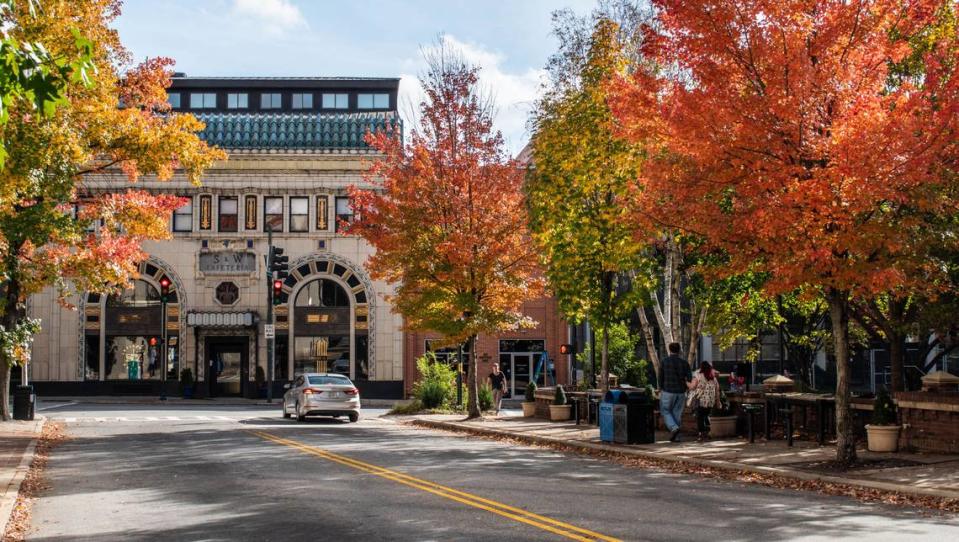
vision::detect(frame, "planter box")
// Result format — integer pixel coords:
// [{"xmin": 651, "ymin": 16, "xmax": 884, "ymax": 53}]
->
[
  {"xmin": 521, "ymin": 402, "xmax": 537, "ymax": 417},
  {"xmin": 549, "ymin": 404, "xmax": 571, "ymax": 421},
  {"xmin": 866, "ymin": 424, "xmax": 902, "ymax": 452},
  {"xmin": 708, "ymin": 415, "xmax": 737, "ymax": 438}
]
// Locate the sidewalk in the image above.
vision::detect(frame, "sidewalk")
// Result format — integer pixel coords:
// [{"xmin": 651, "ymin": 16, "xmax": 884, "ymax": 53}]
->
[
  {"xmin": 0, "ymin": 417, "xmax": 45, "ymax": 535},
  {"xmin": 406, "ymin": 414, "xmax": 959, "ymax": 501},
  {"xmin": 38, "ymin": 396, "xmax": 405, "ymax": 409}
]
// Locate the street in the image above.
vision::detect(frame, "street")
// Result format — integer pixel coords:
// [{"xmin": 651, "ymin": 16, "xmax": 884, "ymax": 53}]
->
[{"xmin": 19, "ymin": 403, "xmax": 959, "ymax": 541}]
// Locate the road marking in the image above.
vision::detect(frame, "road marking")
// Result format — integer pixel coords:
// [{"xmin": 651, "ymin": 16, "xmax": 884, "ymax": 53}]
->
[
  {"xmin": 37, "ymin": 401, "xmax": 77, "ymax": 411},
  {"xmin": 251, "ymin": 430, "xmax": 621, "ymax": 542},
  {"xmin": 64, "ymin": 417, "xmax": 76, "ymax": 423}
]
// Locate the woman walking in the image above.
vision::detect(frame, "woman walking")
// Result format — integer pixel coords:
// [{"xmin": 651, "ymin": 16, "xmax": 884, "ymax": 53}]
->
[{"xmin": 688, "ymin": 361, "xmax": 721, "ymax": 442}]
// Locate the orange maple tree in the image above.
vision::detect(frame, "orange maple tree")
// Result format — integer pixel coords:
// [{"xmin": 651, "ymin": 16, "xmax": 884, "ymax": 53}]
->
[
  {"xmin": 348, "ymin": 48, "xmax": 543, "ymax": 418},
  {"xmin": 612, "ymin": 0, "xmax": 959, "ymax": 464}
]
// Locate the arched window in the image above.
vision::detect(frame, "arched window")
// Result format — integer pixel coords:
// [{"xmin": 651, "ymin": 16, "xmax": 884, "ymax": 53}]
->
[{"xmin": 294, "ymin": 279, "xmax": 350, "ymax": 308}]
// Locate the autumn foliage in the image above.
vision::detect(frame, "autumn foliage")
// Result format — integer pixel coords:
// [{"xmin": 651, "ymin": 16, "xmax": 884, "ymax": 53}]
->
[
  {"xmin": 348, "ymin": 47, "xmax": 542, "ymax": 418},
  {"xmin": 609, "ymin": 0, "xmax": 959, "ymax": 464}
]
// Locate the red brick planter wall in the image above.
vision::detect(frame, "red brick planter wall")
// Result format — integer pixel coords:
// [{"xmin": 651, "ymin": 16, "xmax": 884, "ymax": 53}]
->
[{"xmin": 895, "ymin": 392, "xmax": 959, "ymax": 453}]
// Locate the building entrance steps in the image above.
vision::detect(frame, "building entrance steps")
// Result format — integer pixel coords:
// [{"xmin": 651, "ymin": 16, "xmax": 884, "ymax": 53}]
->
[{"xmin": 404, "ymin": 414, "xmax": 959, "ymax": 502}]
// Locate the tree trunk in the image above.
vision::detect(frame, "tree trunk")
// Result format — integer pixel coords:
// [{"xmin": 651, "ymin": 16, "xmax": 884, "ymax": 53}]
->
[
  {"xmin": 601, "ymin": 323, "xmax": 610, "ymax": 392},
  {"xmin": 636, "ymin": 306, "xmax": 661, "ymax": 381},
  {"xmin": 687, "ymin": 303, "xmax": 707, "ymax": 369},
  {"xmin": 828, "ymin": 288, "xmax": 857, "ymax": 467},
  {"xmin": 465, "ymin": 334, "xmax": 481, "ymax": 419},
  {"xmin": 888, "ymin": 330, "xmax": 905, "ymax": 393},
  {"xmin": 1, "ymin": 275, "xmax": 24, "ymax": 421},
  {"xmin": 668, "ymin": 240, "xmax": 682, "ymax": 348},
  {"xmin": 0, "ymin": 363, "xmax": 10, "ymax": 421}
]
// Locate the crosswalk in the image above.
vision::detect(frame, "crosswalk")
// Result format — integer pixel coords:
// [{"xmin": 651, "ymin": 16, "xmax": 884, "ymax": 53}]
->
[{"xmin": 51, "ymin": 415, "xmax": 265, "ymax": 424}]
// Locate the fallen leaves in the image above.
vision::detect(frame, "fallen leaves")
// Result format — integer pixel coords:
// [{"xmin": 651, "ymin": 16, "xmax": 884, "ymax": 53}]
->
[{"xmin": 3, "ymin": 422, "xmax": 69, "ymax": 542}]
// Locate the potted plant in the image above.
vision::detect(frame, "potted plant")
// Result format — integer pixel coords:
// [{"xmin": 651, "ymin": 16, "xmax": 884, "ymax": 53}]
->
[
  {"xmin": 180, "ymin": 368, "xmax": 194, "ymax": 399},
  {"xmin": 708, "ymin": 390, "xmax": 737, "ymax": 438},
  {"xmin": 254, "ymin": 365, "xmax": 267, "ymax": 398},
  {"xmin": 522, "ymin": 382, "xmax": 537, "ymax": 417},
  {"xmin": 866, "ymin": 388, "xmax": 901, "ymax": 452},
  {"xmin": 549, "ymin": 385, "xmax": 571, "ymax": 421}
]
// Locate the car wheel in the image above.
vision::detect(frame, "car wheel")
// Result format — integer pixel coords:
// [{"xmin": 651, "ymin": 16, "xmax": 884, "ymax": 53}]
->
[
  {"xmin": 348, "ymin": 413, "xmax": 359, "ymax": 423},
  {"xmin": 296, "ymin": 402, "xmax": 306, "ymax": 422}
]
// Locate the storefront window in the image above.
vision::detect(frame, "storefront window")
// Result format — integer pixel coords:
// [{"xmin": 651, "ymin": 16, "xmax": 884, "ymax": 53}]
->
[
  {"xmin": 294, "ymin": 335, "xmax": 350, "ymax": 375},
  {"xmin": 84, "ymin": 334, "xmax": 100, "ymax": 380},
  {"xmin": 105, "ymin": 336, "xmax": 162, "ymax": 380}
]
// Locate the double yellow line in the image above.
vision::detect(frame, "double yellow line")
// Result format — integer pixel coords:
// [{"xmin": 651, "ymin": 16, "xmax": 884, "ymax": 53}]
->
[{"xmin": 250, "ymin": 430, "xmax": 621, "ymax": 542}]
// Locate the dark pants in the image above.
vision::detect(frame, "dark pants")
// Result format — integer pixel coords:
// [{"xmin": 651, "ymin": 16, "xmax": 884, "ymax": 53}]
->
[{"xmin": 696, "ymin": 407, "xmax": 711, "ymax": 435}]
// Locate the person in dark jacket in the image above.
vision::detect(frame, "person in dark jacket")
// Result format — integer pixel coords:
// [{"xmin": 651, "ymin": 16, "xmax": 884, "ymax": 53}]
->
[{"xmin": 659, "ymin": 342, "xmax": 693, "ymax": 442}]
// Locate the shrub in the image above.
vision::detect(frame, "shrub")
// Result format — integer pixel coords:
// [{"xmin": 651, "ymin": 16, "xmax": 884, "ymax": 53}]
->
[
  {"xmin": 553, "ymin": 384, "xmax": 567, "ymax": 406},
  {"xmin": 389, "ymin": 399, "xmax": 424, "ymax": 415},
  {"xmin": 180, "ymin": 368, "xmax": 194, "ymax": 387},
  {"xmin": 872, "ymin": 388, "xmax": 898, "ymax": 425},
  {"xmin": 525, "ymin": 381, "xmax": 537, "ymax": 402},
  {"xmin": 478, "ymin": 383, "xmax": 494, "ymax": 411},
  {"xmin": 412, "ymin": 352, "xmax": 456, "ymax": 409}
]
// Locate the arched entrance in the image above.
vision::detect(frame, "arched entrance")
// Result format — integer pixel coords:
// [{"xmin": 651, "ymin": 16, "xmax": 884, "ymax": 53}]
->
[{"xmin": 274, "ymin": 255, "xmax": 374, "ymax": 381}]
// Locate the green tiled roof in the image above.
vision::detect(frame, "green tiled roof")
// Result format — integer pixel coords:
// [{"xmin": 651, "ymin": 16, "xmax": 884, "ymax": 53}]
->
[{"xmin": 193, "ymin": 112, "xmax": 401, "ymax": 150}]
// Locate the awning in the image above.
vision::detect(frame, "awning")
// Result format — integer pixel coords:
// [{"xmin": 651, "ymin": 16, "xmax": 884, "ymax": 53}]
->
[{"xmin": 186, "ymin": 311, "xmax": 257, "ymax": 328}]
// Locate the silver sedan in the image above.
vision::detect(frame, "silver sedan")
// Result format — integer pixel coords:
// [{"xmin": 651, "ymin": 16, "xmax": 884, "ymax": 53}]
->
[{"xmin": 282, "ymin": 373, "xmax": 361, "ymax": 423}]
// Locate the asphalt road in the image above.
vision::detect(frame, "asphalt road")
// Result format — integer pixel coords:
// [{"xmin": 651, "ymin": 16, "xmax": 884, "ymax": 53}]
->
[{"xmin": 24, "ymin": 403, "xmax": 959, "ymax": 541}]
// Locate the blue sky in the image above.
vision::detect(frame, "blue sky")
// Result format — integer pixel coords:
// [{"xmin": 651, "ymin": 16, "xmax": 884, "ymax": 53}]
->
[{"xmin": 114, "ymin": 0, "xmax": 597, "ymax": 153}]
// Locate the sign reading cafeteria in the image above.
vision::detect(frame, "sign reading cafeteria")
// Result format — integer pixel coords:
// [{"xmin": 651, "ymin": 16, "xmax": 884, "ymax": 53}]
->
[{"xmin": 198, "ymin": 251, "xmax": 257, "ymax": 275}]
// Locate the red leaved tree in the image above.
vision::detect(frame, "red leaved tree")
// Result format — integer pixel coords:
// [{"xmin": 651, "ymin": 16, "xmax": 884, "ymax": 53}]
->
[
  {"xmin": 348, "ymin": 45, "xmax": 543, "ymax": 418},
  {"xmin": 612, "ymin": 0, "xmax": 959, "ymax": 464}
]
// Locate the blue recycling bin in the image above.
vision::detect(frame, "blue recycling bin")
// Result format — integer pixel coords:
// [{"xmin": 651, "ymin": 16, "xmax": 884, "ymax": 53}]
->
[{"xmin": 599, "ymin": 390, "xmax": 627, "ymax": 442}]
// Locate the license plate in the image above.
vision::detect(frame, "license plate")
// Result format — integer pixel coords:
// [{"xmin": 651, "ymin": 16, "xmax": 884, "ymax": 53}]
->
[{"xmin": 327, "ymin": 392, "xmax": 341, "ymax": 399}]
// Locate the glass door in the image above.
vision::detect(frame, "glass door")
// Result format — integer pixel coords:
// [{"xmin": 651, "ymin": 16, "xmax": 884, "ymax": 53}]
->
[{"xmin": 511, "ymin": 354, "xmax": 533, "ymax": 399}]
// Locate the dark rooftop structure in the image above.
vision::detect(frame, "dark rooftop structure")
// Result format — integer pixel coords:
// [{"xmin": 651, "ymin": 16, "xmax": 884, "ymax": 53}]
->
[{"xmin": 169, "ymin": 75, "xmax": 402, "ymax": 151}]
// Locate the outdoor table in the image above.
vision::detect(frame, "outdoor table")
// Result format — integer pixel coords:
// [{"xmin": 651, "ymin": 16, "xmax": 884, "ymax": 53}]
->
[{"xmin": 764, "ymin": 393, "xmax": 835, "ymax": 445}]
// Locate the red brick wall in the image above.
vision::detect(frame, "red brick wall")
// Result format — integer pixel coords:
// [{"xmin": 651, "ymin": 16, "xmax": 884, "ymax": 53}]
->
[
  {"xmin": 403, "ymin": 296, "xmax": 569, "ymax": 397},
  {"xmin": 896, "ymin": 392, "xmax": 959, "ymax": 453}
]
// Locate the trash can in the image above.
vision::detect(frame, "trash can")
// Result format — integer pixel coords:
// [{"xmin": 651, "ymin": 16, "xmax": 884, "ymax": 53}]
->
[
  {"xmin": 599, "ymin": 390, "xmax": 626, "ymax": 442},
  {"xmin": 13, "ymin": 385, "xmax": 35, "ymax": 421},
  {"xmin": 620, "ymin": 390, "xmax": 655, "ymax": 444}
]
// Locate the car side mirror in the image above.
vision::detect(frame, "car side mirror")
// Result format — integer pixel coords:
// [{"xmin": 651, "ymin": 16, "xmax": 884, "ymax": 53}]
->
[{"xmin": 283, "ymin": 383, "xmax": 291, "ymax": 390}]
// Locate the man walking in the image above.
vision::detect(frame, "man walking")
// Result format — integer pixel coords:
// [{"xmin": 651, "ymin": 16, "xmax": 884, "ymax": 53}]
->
[
  {"xmin": 487, "ymin": 362, "xmax": 507, "ymax": 414},
  {"xmin": 659, "ymin": 342, "xmax": 692, "ymax": 442}
]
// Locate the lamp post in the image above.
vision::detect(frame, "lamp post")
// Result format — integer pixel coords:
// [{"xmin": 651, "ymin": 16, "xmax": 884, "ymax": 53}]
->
[{"xmin": 159, "ymin": 277, "xmax": 171, "ymax": 401}]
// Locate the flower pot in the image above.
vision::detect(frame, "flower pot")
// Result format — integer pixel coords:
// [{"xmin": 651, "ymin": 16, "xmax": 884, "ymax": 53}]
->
[
  {"xmin": 866, "ymin": 424, "xmax": 901, "ymax": 452},
  {"xmin": 549, "ymin": 404, "xmax": 571, "ymax": 421},
  {"xmin": 181, "ymin": 385, "xmax": 194, "ymax": 399},
  {"xmin": 708, "ymin": 415, "xmax": 737, "ymax": 438},
  {"xmin": 522, "ymin": 401, "xmax": 537, "ymax": 417}
]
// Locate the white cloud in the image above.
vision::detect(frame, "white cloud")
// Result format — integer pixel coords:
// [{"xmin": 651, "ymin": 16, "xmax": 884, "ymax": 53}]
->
[
  {"xmin": 231, "ymin": 0, "xmax": 307, "ymax": 34},
  {"xmin": 399, "ymin": 35, "xmax": 544, "ymax": 156}
]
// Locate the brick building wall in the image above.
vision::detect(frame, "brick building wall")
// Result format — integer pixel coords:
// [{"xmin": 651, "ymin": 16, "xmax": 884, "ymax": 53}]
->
[{"xmin": 403, "ymin": 296, "xmax": 569, "ymax": 397}]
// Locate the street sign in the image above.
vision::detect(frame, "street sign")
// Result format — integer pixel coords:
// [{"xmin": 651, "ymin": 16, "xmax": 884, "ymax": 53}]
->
[{"xmin": 264, "ymin": 324, "xmax": 275, "ymax": 339}]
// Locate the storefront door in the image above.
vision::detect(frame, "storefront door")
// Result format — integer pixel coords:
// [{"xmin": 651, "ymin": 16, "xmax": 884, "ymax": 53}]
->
[
  {"xmin": 206, "ymin": 337, "xmax": 248, "ymax": 397},
  {"xmin": 499, "ymin": 353, "xmax": 546, "ymax": 398}
]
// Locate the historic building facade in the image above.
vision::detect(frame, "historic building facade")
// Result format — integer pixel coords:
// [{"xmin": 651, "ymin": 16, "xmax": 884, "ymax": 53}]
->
[{"xmin": 27, "ymin": 76, "xmax": 406, "ymax": 398}]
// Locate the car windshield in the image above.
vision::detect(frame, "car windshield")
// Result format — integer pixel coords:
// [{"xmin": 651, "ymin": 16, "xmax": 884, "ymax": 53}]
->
[{"xmin": 307, "ymin": 375, "xmax": 352, "ymax": 386}]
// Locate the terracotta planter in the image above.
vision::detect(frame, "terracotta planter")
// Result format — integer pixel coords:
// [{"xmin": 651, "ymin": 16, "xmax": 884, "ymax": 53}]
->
[
  {"xmin": 522, "ymin": 401, "xmax": 537, "ymax": 417},
  {"xmin": 866, "ymin": 424, "xmax": 902, "ymax": 452},
  {"xmin": 549, "ymin": 404, "xmax": 571, "ymax": 421},
  {"xmin": 708, "ymin": 415, "xmax": 737, "ymax": 438}
]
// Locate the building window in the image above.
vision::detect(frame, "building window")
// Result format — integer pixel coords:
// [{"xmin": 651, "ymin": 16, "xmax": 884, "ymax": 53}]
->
[
  {"xmin": 172, "ymin": 198, "xmax": 192, "ymax": 232},
  {"xmin": 357, "ymin": 93, "xmax": 389, "ymax": 109},
  {"xmin": 264, "ymin": 196, "xmax": 283, "ymax": 232},
  {"xmin": 290, "ymin": 197, "xmax": 309, "ymax": 232},
  {"xmin": 315, "ymin": 196, "xmax": 329, "ymax": 230},
  {"xmin": 291, "ymin": 93, "xmax": 313, "ymax": 109},
  {"xmin": 227, "ymin": 93, "xmax": 248, "ymax": 109},
  {"xmin": 244, "ymin": 195, "xmax": 257, "ymax": 230},
  {"xmin": 219, "ymin": 196, "xmax": 238, "ymax": 232},
  {"xmin": 335, "ymin": 196, "xmax": 353, "ymax": 232},
  {"xmin": 215, "ymin": 282, "xmax": 240, "ymax": 306},
  {"xmin": 261, "ymin": 93, "xmax": 282, "ymax": 109},
  {"xmin": 167, "ymin": 93, "xmax": 181, "ymax": 108},
  {"xmin": 321, "ymin": 93, "xmax": 348, "ymax": 109},
  {"xmin": 199, "ymin": 195, "xmax": 212, "ymax": 230},
  {"xmin": 190, "ymin": 93, "xmax": 216, "ymax": 108}
]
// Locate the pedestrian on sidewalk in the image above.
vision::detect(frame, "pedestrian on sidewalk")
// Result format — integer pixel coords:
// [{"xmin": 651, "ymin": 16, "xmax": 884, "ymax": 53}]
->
[
  {"xmin": 659, "ymin": 342, "xmax": 693, "ymax": 442},
  {"xmin": 487, "ymin": 362, "xmax": 507, "ymax": 414},
  {"xmin": 688, "ymin": 361, "xmax": 721, "ymax": 442}
]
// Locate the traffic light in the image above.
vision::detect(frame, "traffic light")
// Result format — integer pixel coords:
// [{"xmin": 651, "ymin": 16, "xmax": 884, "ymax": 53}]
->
[
  {"xmin": 269, "ymin": 246, "xmax": 289, "ymax": 280},
  {"xmin": 272, "ymin": 279, "xmax": 283, "ymax": 305},
  {"xmin": 148, "ymin": 337, "xmax": 158, "ymax": 347},
  {"xmin": 559, "ymin": 344, "xmax": 574, "ymax": 355},
  {"xmin": 159, "ymin": 277, "xmax": 171, "ymax": 303}
]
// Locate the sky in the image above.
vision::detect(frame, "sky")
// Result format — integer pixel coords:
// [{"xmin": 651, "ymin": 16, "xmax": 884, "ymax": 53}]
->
[{"xmin": 113, "ymin": 0, "xmax": 598, "ymax": 154}]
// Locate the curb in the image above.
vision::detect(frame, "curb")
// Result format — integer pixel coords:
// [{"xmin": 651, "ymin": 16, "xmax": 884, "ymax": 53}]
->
[
  {"xmin": 409, "ymin": 418, "xmax": 959, "ymax": 502},
  {"xmin": 38, "ymin": 398, "xmax": 405, "ymax": 408},
  {"xmin": 0, "ymin": 417, "xmax": 46, "ymax": 536}
]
